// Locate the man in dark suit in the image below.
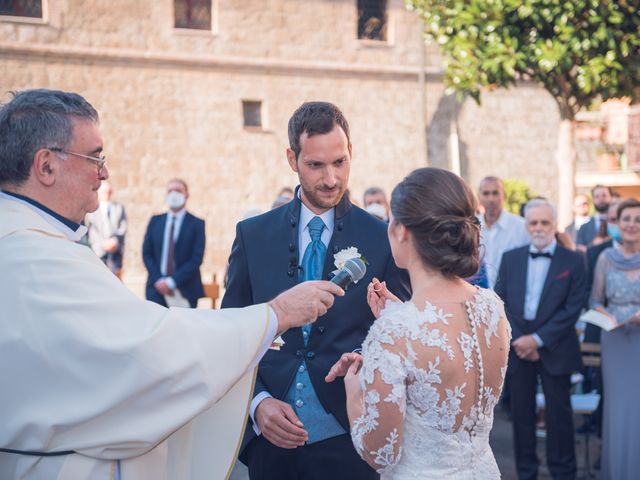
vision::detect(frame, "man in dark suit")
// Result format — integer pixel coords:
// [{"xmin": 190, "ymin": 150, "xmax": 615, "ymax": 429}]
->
[
  {"xmin": 576, "ymin": 185, "xmax": 612, "ymax": 248},
  {"xmin": 222, "ymin": 102, "xmax": 410, "ymax": 480},
  {"xmin": 495, "ymin": 199, "xmax": 586, "ymax": 480},
  {"xmin": 142, "ymin": 178, "xmax": 205, "ymax": 308}
]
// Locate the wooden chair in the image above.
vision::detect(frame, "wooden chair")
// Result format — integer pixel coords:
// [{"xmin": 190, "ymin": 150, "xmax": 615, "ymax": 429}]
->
[{"xmin": 202, "ymin": 273, "xmax": 220, "ymax": 309}]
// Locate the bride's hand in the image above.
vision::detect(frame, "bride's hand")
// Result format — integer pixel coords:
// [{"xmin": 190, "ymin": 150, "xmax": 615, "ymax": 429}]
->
[
  {"xmin": 325, "ymin": 352, "xmax": 363, "ymax": 383},
  {"xmin": 344, "ymin": 360, "xmax": 363, "ymax": 401},
  {"xmin": 367, "ymin": 277, "xmax": 401, "ymax": 319}
]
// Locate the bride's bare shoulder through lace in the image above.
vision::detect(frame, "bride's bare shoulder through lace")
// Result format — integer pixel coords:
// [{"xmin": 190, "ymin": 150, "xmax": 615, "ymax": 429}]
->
[{"xmin": 351, "ymin": 288, "xmax": 511, "ymax": 479}]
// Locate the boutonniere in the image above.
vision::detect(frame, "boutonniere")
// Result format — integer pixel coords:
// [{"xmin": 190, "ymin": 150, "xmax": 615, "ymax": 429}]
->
[{"xmin": 332, "ymin": 247, "xmax": 368, "ymax": 281}]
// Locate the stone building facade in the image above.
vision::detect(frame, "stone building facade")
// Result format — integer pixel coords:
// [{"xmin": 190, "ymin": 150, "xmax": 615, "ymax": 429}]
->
[{"xmin": 1, "ymin": 0, "xmax": 575, "ymax": 295}]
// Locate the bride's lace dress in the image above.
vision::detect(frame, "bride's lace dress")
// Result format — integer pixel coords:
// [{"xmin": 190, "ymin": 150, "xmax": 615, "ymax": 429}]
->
[{"xmin": 351, "ymin": 288, "xmax": 511, "ymax": 479}]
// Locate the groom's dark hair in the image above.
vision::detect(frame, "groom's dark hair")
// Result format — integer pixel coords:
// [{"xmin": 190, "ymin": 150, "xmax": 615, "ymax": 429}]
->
[{"xmin": 288, "ymin": 101, "xmax": 350, "ymax": 160}]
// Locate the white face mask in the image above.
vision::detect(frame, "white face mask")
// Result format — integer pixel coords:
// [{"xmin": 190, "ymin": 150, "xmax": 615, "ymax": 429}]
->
[{"xmin": 166, "ymin": 191, "xmax": 186, "ymax": 210}]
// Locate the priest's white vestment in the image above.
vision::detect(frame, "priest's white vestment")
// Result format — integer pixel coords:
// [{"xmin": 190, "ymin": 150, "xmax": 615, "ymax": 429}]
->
[{"xmin": 0, "ymin": 195, "xmax": 273, "ymax": 480}]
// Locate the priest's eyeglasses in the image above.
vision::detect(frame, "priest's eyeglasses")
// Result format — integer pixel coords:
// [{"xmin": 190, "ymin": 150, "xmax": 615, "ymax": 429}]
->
[{"xmin": 48, "ymin": 147, "xmax": 107, "ymax": 175}]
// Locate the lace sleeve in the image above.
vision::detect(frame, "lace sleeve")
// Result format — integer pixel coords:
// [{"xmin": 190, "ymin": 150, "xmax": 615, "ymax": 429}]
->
[
  {"xmin": 351, "ymin": 316, "xmax": 408, "ymax": 474},
  {"xmin": 590, "ymin": 251, "xmax": 609, "ymax": 310}
]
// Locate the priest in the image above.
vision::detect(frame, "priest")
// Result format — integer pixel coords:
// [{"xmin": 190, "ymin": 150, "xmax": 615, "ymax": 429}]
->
[{"xmin": 0, "ymin": 89, "xmax": 343, "ymax": 480}]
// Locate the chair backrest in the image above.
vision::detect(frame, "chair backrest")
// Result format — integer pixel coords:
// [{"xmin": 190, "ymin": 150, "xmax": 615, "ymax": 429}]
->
[
  {"xmin": 202, "ymin": 273, "xmax": 220, "ymax": 309},
  {"xmin": 581, "ymin": 342, "xmax": 601, "ymax": 368}
]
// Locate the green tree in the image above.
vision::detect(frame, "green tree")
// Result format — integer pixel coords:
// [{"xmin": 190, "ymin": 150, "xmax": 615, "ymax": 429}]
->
[
  {"xmin": 407, "ymin": 0, "xmax": 640, "ymax": 222},
  {"xmin": 503, "ymin": 178, "xmax": 534, "ymax": 215}
]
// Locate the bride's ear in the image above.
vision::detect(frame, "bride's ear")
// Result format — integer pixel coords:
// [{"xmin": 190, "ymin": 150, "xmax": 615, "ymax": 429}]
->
[{"xmin": 394, "ymin": 223, "xmax": 410, "ymax": 244}]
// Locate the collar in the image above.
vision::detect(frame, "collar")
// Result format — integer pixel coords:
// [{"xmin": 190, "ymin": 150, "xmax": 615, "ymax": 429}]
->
[
  {"xmin": 167, "ymin": 208, "xmax": 187, "ymax": 222},
  {"xmin": 480, "ymin": 209, "xmax": 511, "ymax": 230},
  {"xmin": 0, "ymin": 190, "xmax": 87, "ymax": 242},
  {"xmin": 529, "ymin": 239, "xmax": 557, "ymax": 255},
  {"xmin": 299, "ymin": 201, "xmax": 335, "ymax": 232}
]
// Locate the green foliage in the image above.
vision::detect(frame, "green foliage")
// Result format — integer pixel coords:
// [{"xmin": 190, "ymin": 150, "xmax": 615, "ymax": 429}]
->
[
  {"xmin": 406, "ymin": 0, "xmax": 640, "ymax": 118},
  {"xmin": 503, "ymin": 178, "xmax": 534, "ymax": 215}
]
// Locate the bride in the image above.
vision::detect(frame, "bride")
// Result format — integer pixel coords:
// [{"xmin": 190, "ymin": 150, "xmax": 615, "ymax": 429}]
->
[{"xmin": 326, "ymin": 168, "xmax": 511, "ymax": 478}]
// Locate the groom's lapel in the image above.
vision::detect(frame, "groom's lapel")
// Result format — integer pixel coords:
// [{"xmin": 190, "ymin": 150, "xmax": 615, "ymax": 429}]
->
[
  {"xmin": 284, "ymin": 197, "xmax": 302, "ymax": 286},
  {"xmin": 323, "ymin": 193, "xmax": 353, "ymax": 280}
]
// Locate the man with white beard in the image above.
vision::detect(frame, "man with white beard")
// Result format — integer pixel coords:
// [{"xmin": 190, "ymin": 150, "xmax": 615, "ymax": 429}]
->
[{"xmin": 495, "ymin": 199, "xmax": 586, "ymax": 480}]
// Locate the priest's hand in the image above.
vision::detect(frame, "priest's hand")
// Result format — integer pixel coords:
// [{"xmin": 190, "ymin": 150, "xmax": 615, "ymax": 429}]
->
[
  {"xmin": 255, "ymin": 398, "xmax": 308, "ymax": 449},
  {"xmin": 269, "ymin": 281, "xmax": 344, "ymax": 335}
]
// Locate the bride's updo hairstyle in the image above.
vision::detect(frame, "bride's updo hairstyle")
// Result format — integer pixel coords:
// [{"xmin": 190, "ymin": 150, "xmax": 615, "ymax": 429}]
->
[{"xmin": 390, "ymin": 167, "xmax": 480, "ymax": 278}]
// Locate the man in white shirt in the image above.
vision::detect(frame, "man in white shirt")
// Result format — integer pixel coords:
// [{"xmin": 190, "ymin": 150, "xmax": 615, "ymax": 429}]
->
[
  {"xmin": 0, "ymin": 89, "xmax": 342, "ymax": 480},
  {"xmin": 477, "ymin": 176, "xmax": 529, "ymax": 288}
]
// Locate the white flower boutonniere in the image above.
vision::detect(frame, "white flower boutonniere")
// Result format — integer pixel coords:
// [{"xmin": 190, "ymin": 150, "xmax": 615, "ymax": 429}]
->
[{"xmin": 332, "ymin": 247, "xmax": 368, "ymax": 281}]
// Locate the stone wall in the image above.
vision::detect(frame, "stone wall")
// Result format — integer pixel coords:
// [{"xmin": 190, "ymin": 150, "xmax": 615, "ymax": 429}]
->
[{"xmin": 0, "ymin": 0, "xmax": 562, "ymax": 293}]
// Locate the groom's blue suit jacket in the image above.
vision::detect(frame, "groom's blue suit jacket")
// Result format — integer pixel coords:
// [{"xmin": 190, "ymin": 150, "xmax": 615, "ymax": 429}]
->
[{"xmin": 222, "ymin": 191, "xmax": 410, "ymax": 457}]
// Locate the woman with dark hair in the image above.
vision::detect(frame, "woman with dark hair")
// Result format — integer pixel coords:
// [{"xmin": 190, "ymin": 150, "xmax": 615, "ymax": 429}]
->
[
  {"xmin": 590, "ymin": 198, "xmax": 640, "ymax": 480},
  {"xmin": 327, "ymin": 168, "xmax": 511, "ymax": 478}
]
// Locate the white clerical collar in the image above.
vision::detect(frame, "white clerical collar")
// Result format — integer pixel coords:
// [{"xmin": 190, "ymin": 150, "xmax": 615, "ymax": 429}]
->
[
  {"xmin": 0, "ymin": 191, "xmax": 88, "ymax": 242},
  {"xmin": 529, "ymin": 239, "xmax": 557, "ymax": 255}
]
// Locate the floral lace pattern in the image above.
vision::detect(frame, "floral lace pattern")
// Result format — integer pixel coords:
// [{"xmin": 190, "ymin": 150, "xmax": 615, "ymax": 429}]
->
[{"xmin": 351, "ymin": 288, "xmax": 511, "ymax": 479}]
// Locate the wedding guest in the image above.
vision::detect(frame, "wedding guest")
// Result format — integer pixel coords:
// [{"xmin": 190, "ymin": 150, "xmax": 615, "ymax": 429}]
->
[
  {"xmin": 222, "ymin": 101, "xmax": 410, "ymax": 480},
  {"xmin": 363, "ymin": 186, "xmax": 389, "ymax": 222},
  {"xmin": 495, "ymin": 199, "xmax": 586, "ymax": 480},
  {"xmin": 477, "ymin": 176, "xmax": 529, "ymax": 288},
  {"xmin": 577, "ymin": 185, "xmax": 612, "ymax": 248},
  {"xmin": 85, "ymin": 181, "xmax": 127, "ymax": 277},
  {"xmin": 564, "ymin": 194, "xmax": 590, "ymax": 245},
  {"xmin": 278, "ymin": 186, "xmax": 295, "ymax": 200},
  {"xmin": 327, "ymin": 167, "xmax": 511, "ymax": 478},
  {"xmin": 142, "ymin": 178, "xmax": 205, "ymax": 308},
  {"xmin": 584, "ymin": 200, "xmax": 622, "ymax": 339},
  {"xmin": 590, "ymin": 198, "xmax": 640, "ymax": 480}
]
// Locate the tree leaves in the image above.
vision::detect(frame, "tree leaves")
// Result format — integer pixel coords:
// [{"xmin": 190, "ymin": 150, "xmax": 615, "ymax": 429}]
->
[{"xmin": 407, "ymin": 0, "xmax": 640, "ymax": 119}]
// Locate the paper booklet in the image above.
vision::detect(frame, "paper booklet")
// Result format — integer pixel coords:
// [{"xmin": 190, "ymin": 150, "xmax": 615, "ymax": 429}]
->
[
  {"xmin": 164, "ymin": 289, "xmax": 191, "ymax": 308},
  {"xmin": 580, "ymin": 309, "xmax": 621, "ymax": 332}
]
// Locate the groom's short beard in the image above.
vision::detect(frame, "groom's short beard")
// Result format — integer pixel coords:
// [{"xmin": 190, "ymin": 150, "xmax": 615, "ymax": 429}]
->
[{"xmin": 300, "ymin": 184, "xmax": 345, "ymax": 212}]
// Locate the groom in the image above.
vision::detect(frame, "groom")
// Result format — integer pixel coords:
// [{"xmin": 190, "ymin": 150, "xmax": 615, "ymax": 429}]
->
[{"xmin": 222, "ymin": 101, "xmax": 410, "ymax": 480}]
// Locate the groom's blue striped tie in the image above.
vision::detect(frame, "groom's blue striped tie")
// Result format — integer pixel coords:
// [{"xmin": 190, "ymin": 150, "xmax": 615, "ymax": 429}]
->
[{"xmin": 301, "ymin": 216, "xmax": 326, "ymax": 282}]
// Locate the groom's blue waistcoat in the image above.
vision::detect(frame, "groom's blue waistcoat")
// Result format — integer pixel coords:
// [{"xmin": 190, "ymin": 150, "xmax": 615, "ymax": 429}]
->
[{"xmin": 221, "ymin": 189, "xmax": 410, "ymax": 457}]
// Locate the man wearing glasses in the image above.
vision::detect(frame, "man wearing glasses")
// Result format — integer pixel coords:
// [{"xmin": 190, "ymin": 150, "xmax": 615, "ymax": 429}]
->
[{"xmin": 0, "ymin": 89, "xmax": 343, "ymax": 480}]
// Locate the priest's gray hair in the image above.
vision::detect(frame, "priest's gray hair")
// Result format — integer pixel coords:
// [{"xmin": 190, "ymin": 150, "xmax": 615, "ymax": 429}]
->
[
  {"xmin": 0, "ymin": 89, "xmax": 99, "ymax": 186},
  {"xmin": 524, "ymin": 198, "xmax": 557, "ymax": 221}
]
